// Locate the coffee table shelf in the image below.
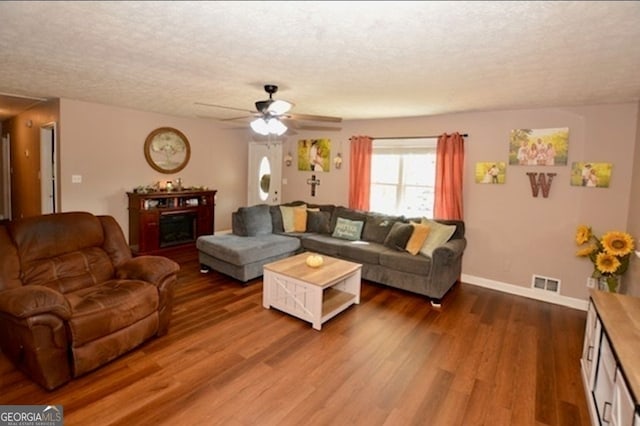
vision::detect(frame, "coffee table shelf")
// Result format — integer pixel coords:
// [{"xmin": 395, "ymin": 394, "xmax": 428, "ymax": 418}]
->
[
  {"xmin": 322, "ymin": 288, "xmax": 356, "ymax": 320},
  {"xmin": 263, "ymin": 253, "xmax": 362, "ymax": 330}
]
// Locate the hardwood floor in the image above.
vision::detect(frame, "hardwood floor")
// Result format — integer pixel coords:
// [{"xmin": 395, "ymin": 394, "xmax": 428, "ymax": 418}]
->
[{"xmin": 0, "ymin": 248, "xmax": 590, "ymax": 425}]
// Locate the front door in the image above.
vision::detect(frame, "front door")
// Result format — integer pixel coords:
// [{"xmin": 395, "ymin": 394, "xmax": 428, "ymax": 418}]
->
[{"xmin": 248, "ymin": 141, "xmax": 282, "ymax": 206}]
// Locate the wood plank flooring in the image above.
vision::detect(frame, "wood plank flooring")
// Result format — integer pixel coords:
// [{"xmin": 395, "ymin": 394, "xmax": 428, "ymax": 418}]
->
[{"xmin": 0, "ymin": 248, "xmax": 590, "ymax": 425}]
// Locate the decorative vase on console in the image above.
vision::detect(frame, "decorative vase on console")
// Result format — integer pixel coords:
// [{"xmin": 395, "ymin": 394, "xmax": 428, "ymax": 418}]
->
[
  {"xmin": 575, "ymin": 224, "xmax": 634, "ymax": 294},
  {"xmin": 598, "ymin": 274, "xmax": 621, "ymax": 293}
]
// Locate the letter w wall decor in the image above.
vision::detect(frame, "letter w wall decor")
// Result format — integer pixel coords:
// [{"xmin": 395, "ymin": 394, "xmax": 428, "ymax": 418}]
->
[{"xmin": 526, "ymin": 173, "xmax": 557, "ymax": 198}]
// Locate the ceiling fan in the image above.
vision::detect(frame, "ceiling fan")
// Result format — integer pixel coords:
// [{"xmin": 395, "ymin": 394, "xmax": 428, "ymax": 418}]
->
[{"xmin": 195, "ymin": 84, "xmax": 342, "ymax": 135}]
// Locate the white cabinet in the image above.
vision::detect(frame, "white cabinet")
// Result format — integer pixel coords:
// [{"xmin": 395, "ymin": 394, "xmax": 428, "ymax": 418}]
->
[
  {"xmin": 581, "ymin": 301, "xmax": 601, "ymax": 389},
  {"xmin": 581, "ymin": 294, "xmax": 640, "ymax": 426},
  {"xmin": 592, "ymin": 335, "xmax": 616, "ymax": 424},
  {"xmin": 612, "ymin": 368, "xmax": 635, "ymax": 426}
]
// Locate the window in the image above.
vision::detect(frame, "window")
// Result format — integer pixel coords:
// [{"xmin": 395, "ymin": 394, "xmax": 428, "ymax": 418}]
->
[{"xmin": 370, "ymin": 138, "xmax": 437, "ymax": 218}]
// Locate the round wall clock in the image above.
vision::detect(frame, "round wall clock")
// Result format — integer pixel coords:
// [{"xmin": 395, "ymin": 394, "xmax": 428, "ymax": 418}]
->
[{"xmin": 144, "ymin": 127, "xmax": 191, "ymax": 174}]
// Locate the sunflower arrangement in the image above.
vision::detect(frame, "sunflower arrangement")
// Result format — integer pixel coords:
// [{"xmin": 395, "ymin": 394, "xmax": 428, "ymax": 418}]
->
[{"xmin": 575, "ymin": 225, "xmax": 635, "ymax": 292}]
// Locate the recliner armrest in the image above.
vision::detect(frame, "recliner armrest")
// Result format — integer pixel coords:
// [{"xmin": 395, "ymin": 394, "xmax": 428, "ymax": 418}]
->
[
  {"xmin": 116, "ymin": 256, "xmax": 180, "ymax": 286},
  {"xmin": 0, "ymin": 286, "xmax": 71, "ymax": 319}
]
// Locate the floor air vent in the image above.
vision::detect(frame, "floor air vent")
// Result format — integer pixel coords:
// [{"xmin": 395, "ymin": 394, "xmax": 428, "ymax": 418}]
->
[{"xmin": 532, "ymin": 274, "xmax": 560, "ymax": 293}]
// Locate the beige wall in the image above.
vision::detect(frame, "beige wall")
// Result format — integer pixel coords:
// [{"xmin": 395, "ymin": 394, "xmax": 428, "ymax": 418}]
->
[
  {"xmin": 59, "ymin": 98, "xmax": 251, "ymax": 236},
  {"xmin": 625, "ymin": 105, "xmax": 640, "ymax": 297},
  {"xmin": 282, "ymin": 103, "xmax": 640, "ymax": 301},
  {"xmin": 56, "ymin": 98, "xmax": 639, "ymax": 303}
]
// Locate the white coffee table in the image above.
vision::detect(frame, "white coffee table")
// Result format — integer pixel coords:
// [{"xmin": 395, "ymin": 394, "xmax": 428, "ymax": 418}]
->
[{"xmin": 263, "ymin": 253, "xmax": 362, "ymax": 330}]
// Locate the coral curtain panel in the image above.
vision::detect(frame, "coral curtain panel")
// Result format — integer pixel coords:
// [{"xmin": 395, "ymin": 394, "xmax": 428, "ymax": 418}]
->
[
  {"xmin": 348, "ymin": 136, "xmax": 373, "ymax": 210},
  {"xmin": 434, "ymin": 132, "xmax": 465, "ymax": 220}
]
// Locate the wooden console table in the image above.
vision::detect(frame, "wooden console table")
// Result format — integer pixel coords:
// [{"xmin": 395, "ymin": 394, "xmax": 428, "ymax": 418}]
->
[
  {"xmin": 127, "ymin": 189, "xmax": 216, "ymax": 255},
  {"xmin": 581, "ymin": 290, "xmax": 640, "ymax": 425}
]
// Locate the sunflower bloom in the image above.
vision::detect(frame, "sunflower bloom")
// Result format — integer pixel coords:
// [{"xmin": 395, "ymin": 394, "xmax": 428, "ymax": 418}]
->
[
  {"xmin": 601, "ymin": 231, "xmax": 634, "ymax": 256},
  {"xmin": 576, "ymin": 245, "xmax": 596, "ymax": 257},
  {"xmin": 575, "ymin": 225, "xmax": 592, "ymax": 245},
  {"xmin": 596, "ymin": 252, "xmax": 621, "ymax": 274}
]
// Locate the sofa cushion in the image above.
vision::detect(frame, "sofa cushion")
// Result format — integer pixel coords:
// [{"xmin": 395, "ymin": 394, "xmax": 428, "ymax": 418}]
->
[
  {"xmin": 280, "ymin": 205, "xmax": 307, "ymax": 233},
  {"xmin": 238, "ymin": 204, "xmax": 272, "ymax": 236},
  {"xmin": 332, "ymin": 217, "xmax": 364, "ymax": 241},
  {"xmin": 293, "ymin": 207, "xmax": 309, "ymax": 232},
  {"xmin": 301, "ymin": 234, "xmax": 352, "ymax": 257},
  {"xmin": 379, "ymin": 248, "xmax": 432, "ymax": 275},
  {"xmin": 307, "ymin": 210, "xmax": 331, "ymax": 234},
  {"xmin": 270, "ymin": 206, "xmax": 284, "ymax": 233},
  {"xmin": 383, "ymin": 222, "xmax": 413, "ymax": 251},
  {"xmin": 21, "ymin": 247, "xmax": 115, "ymax": 294},
  {"xmin": 362, "ymin": 213, "xmax": 403, "ymax": 243},
  {"xmin": 197, "ymin": 234, "xmax": 300, "ymax": 266},
  {"xmin": 232, "ymin": 212, "xmax": 247, "ymax": 236},
  {"xmin": 306, "ymin": 203, "xmax": 336, "ymax": 217},
  {"xmin": 66, "ymin": 279, "xmax": 159, "ymax": 346},
  {"xmin": 338, "ymin": 241, "xmax": 382, "ymax": 265},
  {"xmin": 419, "ymin": 218, "xmax": 457, "ymax": 257},
  {"xmin": 406, "ymin": 223, "xmax": 431, "ymax": 255}
]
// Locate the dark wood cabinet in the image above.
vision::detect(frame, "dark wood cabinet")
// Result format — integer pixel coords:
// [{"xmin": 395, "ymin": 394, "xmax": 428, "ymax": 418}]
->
[{"xmin": 127, "ymin": 190, "xmax": 216, "ymax": 255}]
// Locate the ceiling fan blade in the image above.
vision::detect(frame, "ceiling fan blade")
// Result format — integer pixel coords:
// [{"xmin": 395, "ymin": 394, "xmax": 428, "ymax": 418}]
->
[
  {"xmin": 286, "ymin": 113, "xmax": 342, "ymax": 123},
  {"xmin": 219, "ymin": 115, "xmax": 255, "ymax": 122},
  {"xmin": 194, "ymin": 102, "xmax": 256, "ymax": 114},
  {"xmin": 295, "ymin": 124, "xmax": 342, "ymax": 131}
]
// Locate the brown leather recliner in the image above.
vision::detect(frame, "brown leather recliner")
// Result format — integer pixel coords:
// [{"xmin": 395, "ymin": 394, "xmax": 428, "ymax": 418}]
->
[{"xmin": 0, "ymin": 211, "xmax": 180, "ymax": 390}]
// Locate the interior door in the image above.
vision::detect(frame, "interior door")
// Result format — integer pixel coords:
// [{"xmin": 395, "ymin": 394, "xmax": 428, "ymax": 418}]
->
[
  {"xmin": 1, "ymin": 134, "xmax": 10, "ymax": 220},
  {"xmin": 248, "ymin": 141, "xmax": 282, "ymax": 206},
  {"xmin": 40, "ymin": 124, "xmax": 57, "ymax": 214}
]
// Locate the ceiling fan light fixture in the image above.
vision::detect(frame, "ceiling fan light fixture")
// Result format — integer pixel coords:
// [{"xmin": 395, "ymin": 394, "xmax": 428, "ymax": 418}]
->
[
  {"xmin": 250, "ymin": 117, "xmax": 287, "ymax": 136},
  {"xmin": 267, "ymin": 118, "xmax": 287, "ymax": 136},
  {"xmin": 250, "ymin": 117, "xmax": 269, "ymax": 135},
  {"xmin": 267, "ymin": 99, "xmax": 292, "ymax": 115}
]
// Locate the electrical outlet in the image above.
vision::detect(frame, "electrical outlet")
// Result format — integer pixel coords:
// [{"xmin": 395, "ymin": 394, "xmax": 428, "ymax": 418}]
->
[{"xmin": 586, "ymin": 277, "xmax": 597, "ymax": 288}]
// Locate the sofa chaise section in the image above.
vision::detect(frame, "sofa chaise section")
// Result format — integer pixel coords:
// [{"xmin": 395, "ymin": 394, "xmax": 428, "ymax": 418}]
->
[{"xmin": 197, "ymin": 233, "xmax": 300, "ymax": 282}]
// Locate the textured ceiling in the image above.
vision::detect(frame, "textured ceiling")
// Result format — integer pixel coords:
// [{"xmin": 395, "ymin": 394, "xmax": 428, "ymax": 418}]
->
[{"xmin": 1, "ymin": 1, "xmax": 639, "ymax": 124}]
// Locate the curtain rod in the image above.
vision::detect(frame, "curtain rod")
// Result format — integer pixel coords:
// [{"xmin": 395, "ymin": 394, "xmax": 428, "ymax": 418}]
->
[{"xmin": 371, "ymin": 134, "xmax": 468, "ymax": 140}]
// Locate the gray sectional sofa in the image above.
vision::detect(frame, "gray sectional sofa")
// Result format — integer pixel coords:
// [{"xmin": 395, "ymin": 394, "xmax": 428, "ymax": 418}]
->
[{"xmin": 197, "ymin": 201, "xmax": 466, "ymax": 305}]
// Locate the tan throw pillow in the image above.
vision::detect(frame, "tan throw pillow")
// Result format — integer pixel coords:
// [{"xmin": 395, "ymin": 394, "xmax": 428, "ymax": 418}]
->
[
  {"xmin": 293, "ymin": 207, "xmax": 308, "ymax": 232},
  {"xmin": 280, "ymin": 204, "xmax": 307, "ymax": 232},
  {"xmin": 405, "ymin": 223, "xmax": 431, "ymax": 255},
  {"xmin": 419, "ymin": 218, "xmax": 457, "ymax": 257}
]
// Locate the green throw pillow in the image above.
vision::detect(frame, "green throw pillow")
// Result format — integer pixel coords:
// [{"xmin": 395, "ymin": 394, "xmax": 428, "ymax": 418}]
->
[{"xmin": 332, "ymin": 217, "xmax": 364, "ymax": 241}]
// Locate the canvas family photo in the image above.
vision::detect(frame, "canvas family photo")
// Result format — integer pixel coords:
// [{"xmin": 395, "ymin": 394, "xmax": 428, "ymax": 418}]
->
[
  {"xmin": 298, "ymin": 139, "xmax": 331, "ymax": 172},
  {"xmin": 509, "ymin": 127, "xmax": 569, "ymax": 166},
  {"xmin": 475, "ymin": 162, "xmax": 506, "ymax": 184},
  {"xmin": 570, "ymin": 162, "xmax": 613, "ymax": 188}
]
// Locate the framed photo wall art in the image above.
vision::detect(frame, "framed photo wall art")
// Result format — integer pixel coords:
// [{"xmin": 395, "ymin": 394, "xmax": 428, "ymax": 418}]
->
[
  {"xmin": 570, "ymin": 162, "xmax": 613, "ymax": 188},
  {"xmin": 509, "ymin": 127, "xmax": 569, "ymax": 166},
  {"xmin": 298, "ymin": 138, "xmax": 331, "ymax": 172},
  {"xmin": 475, "ymin": 162, "xmax": 507, "ymax": 184}
]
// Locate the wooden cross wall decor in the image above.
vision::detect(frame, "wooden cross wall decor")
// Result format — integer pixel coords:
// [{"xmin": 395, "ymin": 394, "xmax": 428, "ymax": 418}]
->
[
  {"xmin": 307, "ymin": 174, "xmax": 321, "ymax": 197},
  {"xmin": 526, "ymin": 172, "xmax": 557, "ymax": 198}
]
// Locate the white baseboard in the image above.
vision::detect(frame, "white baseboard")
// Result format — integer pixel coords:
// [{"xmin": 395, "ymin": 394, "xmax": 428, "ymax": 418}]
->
[{"xmin": 461, "ymin": 273, "xmax": 588, "ymax": 311}]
